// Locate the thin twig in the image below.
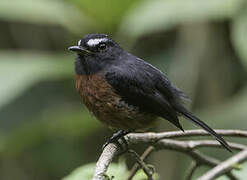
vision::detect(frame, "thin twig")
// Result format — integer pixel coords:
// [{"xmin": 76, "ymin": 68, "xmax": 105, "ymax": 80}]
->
[
  {"xmin": 187, "ymin": 150, "xmax": 238, "ymax": 180},
  {"xmin": 126, "ymin": 146, "xmax": 155, "ymax": 180},
  {"xmin": 185, "ymin": 161, "xmax": 200, "ymax": 180},
  {"xmin": 155, "ymin": 139, "xmax": 246, "ymax": 151},
  {"xmin": 127, "ymin": 149, "xmax": 154, "ymax": 180},
  {"xmin": 198, "ymin": 149, "xmax": 247, "ymax": 180},
  {"xmin": 156, "ymin": 140, "xmax": 240, "ymax": 180},
  {"xmin": 92, "ymin": 129, "xmax": 247, "ymax": 180},
  {"xmin": 184, "ymin": 151, "xmax": 238, "ymax": 180},
  {"xmin": 127, "ymin": 129, "xmax": 247, "ymax": 142}
]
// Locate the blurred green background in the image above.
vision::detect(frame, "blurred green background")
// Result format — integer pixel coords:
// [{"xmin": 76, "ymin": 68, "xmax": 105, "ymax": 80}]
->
[{"xmin": 1, "ymin": 0, "xmax": 247, "ymax": 179}]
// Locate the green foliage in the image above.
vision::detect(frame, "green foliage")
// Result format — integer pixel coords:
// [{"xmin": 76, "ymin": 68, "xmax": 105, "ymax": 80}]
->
[
  {"xmin": 70, "ymin": 0, "xmax": 141, "ymax": 31},
  {"xmin": 217, "ymin": 162, "xmax": 247, "ymax": 180},
  {"xmin": 0, "ymin": 0, "xmax": 92, "ymax": 34},
  {"xmin": 198, "ymin": 87, "xmax": 247, "ymax": 128},
  {"xmin": 120, "ymin": 0, "xmax": 245, "ymax": 37},
  {"xmin": 0, "ymin": 51, "xmax": 73, "ymax": 108},
  {"xmin": 231, "ymin": 162, "xmax": 247, "ymax": 179},
  {"xmin": 2, "ymin": 110, "xmax": 99, "ymax": 156},
  {"xmin": 231, "ymin": 6, "xmax": 247, "ymax": 69},
  {"xmin": 63, "ymin": 160, "xmax": 158, "ymax": 180}
]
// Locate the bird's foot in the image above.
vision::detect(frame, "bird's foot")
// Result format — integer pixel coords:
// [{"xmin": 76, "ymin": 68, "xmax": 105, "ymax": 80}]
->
[{"xmin": 102, "ymin": 130, "xmax": 129, "ymax": 151}]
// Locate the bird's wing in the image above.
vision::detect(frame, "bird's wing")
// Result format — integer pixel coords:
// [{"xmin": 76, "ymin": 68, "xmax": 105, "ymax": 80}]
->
[
  {"xmin": 146, "ymin": 64, "xmax": 232, "ymax": 152},
  {"xmin": 105, "ymin": 62, "xmax": 184, "ymax": 131},
  {"xmin": 105, "ymin": 58, "xmax": 231, "ymax": 152}
]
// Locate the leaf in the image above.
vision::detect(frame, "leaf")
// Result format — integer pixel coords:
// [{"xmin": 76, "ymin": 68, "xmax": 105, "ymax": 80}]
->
[
  {"xmin": 62, "ymin": 163, "xmax": 96, "ymax": 180},
  {"xmin": 120, "ymin": 0, "xmax": 244, "ymax": 38},
  {"xmin": 231, "ymin": 6, "xmax": 247, "ymax": 69},
  {"xmin": 62, "ymin": 160, "xmax": 155, "ymax": 180},
  {"xmin": 0, "ymin": 51, "xmax": 73, "ymax": 108},
  {"xmin": 231, "ymin": 161, "xmax": 247, "ymax": 179},
  {"xmin": 63, "ymin": 161, "xmax": 128, "ymax": 180},
  {"xmin": 217, "ymin": 161, "xmax": 247, "ymax": 180},
  {"xmin": 0, "ymin": 0, "xmax": 93, "ymax": 34}
]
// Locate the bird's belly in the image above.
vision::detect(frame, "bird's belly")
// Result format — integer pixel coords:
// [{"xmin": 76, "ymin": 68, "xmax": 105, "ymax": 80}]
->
[{"xmin": 76, "ymin": 74, "xmax": 157, "ymax": 130}]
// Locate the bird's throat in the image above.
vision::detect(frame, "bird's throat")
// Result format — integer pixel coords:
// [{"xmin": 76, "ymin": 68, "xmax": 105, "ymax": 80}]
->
[{"xmin": 75, "ymin": 55, "xmax": 104, "ymax": 75}]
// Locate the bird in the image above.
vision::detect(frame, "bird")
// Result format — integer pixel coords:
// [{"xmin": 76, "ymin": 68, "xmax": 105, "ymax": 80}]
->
[{"xmin": 68, "ymin": 33, "xmax": 231, "ymax": 152}]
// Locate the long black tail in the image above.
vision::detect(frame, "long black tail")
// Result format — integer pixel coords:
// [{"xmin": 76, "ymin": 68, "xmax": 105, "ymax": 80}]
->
[{"xmin": 176, "ymin": 105, "xmax": 232, "ymax": 152}]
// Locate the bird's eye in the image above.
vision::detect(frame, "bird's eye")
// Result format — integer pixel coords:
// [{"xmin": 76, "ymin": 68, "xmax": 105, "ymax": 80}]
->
[{"xmin": 98, "ymin": 43, "xmax": 107, "ymax": 51}]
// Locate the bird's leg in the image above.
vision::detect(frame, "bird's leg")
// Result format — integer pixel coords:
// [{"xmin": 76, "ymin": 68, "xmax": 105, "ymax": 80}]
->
[{"xmin": 102, "ymin": 130, "xmax": 129, "ymax": 151}]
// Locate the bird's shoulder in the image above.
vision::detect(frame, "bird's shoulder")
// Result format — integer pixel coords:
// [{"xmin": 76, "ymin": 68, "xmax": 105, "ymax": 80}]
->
[
  {"xmin": 105, "ymin": 57, "xmax": 155, "ymax": 91},
  {"xmin": 104, "ymin": 54, "xmax": 190, "ymax": 103}
]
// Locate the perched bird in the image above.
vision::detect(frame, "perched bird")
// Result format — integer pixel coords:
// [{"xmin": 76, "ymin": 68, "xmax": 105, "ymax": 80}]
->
[{"xmin": 68, "ymin": 34, "xmax": 231, "ymax": 152}]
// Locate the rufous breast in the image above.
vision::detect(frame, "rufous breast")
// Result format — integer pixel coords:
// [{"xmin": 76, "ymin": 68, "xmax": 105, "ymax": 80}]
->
[{"xmin": 76, "ymin": 74, "xmax": 157, "ymax": 130}]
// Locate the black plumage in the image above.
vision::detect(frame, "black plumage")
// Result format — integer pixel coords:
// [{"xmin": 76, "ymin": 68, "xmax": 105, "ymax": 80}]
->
[{"xmin": 69, "ymin": 34, "xmax": 231, "ymax": 152}]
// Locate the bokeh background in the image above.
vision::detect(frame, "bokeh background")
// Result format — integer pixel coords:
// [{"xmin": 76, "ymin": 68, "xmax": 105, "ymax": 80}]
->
[{"xmin": 1, "ymin": 0, "xmax": 247, "ymax": 179}]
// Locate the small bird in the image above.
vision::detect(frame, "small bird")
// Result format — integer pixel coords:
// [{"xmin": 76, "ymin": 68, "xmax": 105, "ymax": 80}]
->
[{"xmin": 68, "ymin": 34, "xmax": 231, "ymax": 152}]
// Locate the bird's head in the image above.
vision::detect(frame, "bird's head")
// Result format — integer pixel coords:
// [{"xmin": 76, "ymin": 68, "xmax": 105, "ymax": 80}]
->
[
  {"xmin": 68, "ymin": 34, "xmax": 123, "ymax": 74},
  {"xmin": 69, "ymin": 34, "xmax": 123, "ymax": 60}
]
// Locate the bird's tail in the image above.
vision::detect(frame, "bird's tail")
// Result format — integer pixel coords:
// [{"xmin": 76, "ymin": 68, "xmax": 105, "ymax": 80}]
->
[{"xmin": 176, "ymin": 105, "xmax": 232, "ymax": 152}]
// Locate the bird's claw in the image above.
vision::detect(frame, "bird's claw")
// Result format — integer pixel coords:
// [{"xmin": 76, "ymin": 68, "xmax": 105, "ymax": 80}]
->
[{"xmin": 102, "ymin": 130, "xmax": 129, "ymax": 151}]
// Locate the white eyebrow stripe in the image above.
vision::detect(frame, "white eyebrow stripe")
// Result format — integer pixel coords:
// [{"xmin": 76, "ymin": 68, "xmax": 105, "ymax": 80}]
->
[
  {"xmin": 87, "ymin": 38, "xmax": 107, "ymax": 46},
  {"xmin": 78, "ymin": 40, "xmax": 81, "ymax": 46}
]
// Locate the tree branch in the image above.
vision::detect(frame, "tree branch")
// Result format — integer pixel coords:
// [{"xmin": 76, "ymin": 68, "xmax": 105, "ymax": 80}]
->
[
  {"xmin": 187, "ymin": 150, "xmax": 238, "ymax": 180},
  {"xmin": 92, "ymin": 129, "xmax": 247, "ymax": 180},
  {"xmin": 198, "ymin": 149, "xmax": 247, "ymax": 180},
  {"xmin": 185, "ymin": 161, "xmax": 199, "ymax": 180},
  {"xmin": 126, "ymin": 146, "xmax": 155, "ymax": 180},
  {"xmin": 92, "ymin": 143, "xmax": 119, "ymax": 180},
  {"xmin": 127, "ymin": 149, "xmax": 154, "ymax": 180},
  {"xmin": 127, "ymin": 129, "xmax": 247, "ymax": 142}
]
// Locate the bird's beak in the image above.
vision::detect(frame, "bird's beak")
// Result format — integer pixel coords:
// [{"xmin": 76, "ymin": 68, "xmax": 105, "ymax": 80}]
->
[{"xmin": 68, "ymin": 46, "xmax": 91, "ymax": 54}]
